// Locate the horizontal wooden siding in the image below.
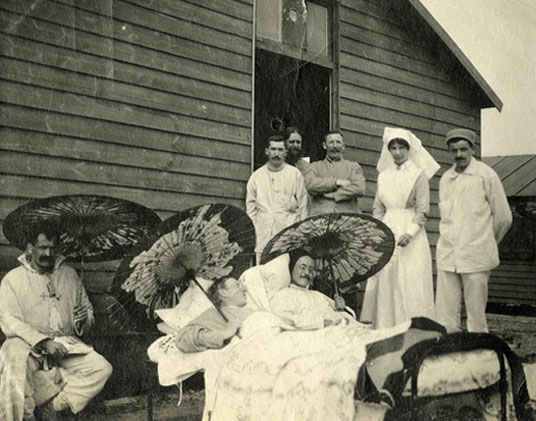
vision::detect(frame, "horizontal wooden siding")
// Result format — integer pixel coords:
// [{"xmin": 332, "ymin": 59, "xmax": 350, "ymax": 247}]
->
[{"xmin": 0, "ymin": 0, "xmax": 253, "ymax": 290}]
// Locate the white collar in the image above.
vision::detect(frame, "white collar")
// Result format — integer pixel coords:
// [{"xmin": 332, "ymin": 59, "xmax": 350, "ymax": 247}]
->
[
  {"xmin": 446, "ymin": 157, "xmax": 478, "ymax": 178},
  {"xmin": 18, "ymin": 253, "xmax": 66, "ymax": 274},
  {"xmin": 395, "ymin": 160, "xmax": 412, "ymax": 171},
  {"xmin": 289, "ymin": 283, "xmax": 310, "ymax": 290}
]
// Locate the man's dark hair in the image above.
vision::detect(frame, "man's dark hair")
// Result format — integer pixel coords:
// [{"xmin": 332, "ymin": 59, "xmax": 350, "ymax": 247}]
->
[
  {"xmin": 324, "ymin": 130, "xmax": 343, "ymax": 142},
  {"xmin": 26, "ymin": 220, "xmax": 61, "ymax": 245},
  {"xmin": 288, "ymin": 249, "xmax": 314, "ymax": 273},
  {"xmin": 266, "ymin": 135, "xmax": 286, "ymax": 149},
  {"xmin": 283, "ymin": 126, "xmax": 302, "ymax": 141}
]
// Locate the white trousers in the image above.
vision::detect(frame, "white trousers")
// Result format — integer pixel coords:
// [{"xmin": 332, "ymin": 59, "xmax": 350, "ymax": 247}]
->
[
  {"xmin": 27, "ymin": 350, "xmax": 112, "ymax": 414},
  {"xmin": 435, "ymin": 270, "xmax": 490, "ymax": 333}
]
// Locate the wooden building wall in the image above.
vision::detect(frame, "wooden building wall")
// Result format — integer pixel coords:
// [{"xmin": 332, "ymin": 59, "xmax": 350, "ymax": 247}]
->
[
  {"xmin": 0, "ymin": 0, "xmax": 253, "ymax": 290},
  {"xmin": 337, "ymin": 0, "xmax": 482, "ymax": 265},
  {"xmin": 0, "ymin": 0, "xmax": 253, "ymax": 397},
  {"xmin": 489, "ymin": 262, "xmax": 536, "ymax": 306},
  {"xmin": 0, "ymin": 0, "xmax": 497, "ymax": 302}
]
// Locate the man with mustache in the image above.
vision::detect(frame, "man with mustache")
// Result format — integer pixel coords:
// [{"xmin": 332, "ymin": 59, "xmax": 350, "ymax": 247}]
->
[
  {"xmin": 435, "ymin": 128, "xmax": 512, "ymax": 333},
  {"xmin": 306, "ymin": 131, "xmax": 366, "ymax": 216},
  {"xmin": 284, "ymin": 127, "xmax": 313, "ymax": 212},
  {"xmin": 246, "ymin": 135, "xmax": 308, "ymax": 262},
  {"xmin": 0, "ymin": 221, "xmax": 112, "ymax": 420},
  {"xmin": 270, "ymin": 249, "xmax": 352, "ymax": 329},
  {"xmin": 284, "ymin": 127, "xmax": 310, "ymax": 172}
]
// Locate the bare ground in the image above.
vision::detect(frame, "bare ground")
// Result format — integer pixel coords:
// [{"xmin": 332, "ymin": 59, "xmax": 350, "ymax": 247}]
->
[{"xmin": 487, "ymin": 313, "xmax": 536, "ymax": 359}]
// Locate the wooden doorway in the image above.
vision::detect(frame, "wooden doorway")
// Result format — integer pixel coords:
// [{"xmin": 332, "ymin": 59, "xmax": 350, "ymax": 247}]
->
[{"xmin": 253, "ymin": 49, "xmax": 330, "ymax": 169}]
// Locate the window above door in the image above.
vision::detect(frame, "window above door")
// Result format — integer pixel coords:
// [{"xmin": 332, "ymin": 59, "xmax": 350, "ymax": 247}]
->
[{"xmin": 256, "ymin": 0, "xmax": 333, "ymax": 68}]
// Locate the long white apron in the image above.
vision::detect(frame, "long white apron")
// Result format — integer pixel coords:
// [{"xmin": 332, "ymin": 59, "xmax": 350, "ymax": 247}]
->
[{"xmin": 361, "ymin": 168, "xmax": 435, "ymax": 328}]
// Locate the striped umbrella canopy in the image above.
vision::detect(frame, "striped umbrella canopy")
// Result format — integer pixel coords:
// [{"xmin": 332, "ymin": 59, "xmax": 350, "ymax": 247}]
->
[
  {"xmin": 3, "ymin": 195, "xmax": 161, "ymax": 263},
  {"xmin": 115, "ymin": 203, "xmax": 256, "ymax": 321},
  {"xmin": 261, "ymin": 213, "xmax": 395, "ymax": 296}
]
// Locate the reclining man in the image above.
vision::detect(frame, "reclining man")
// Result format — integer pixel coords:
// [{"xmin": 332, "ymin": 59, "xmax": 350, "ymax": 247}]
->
[
  {"xmin": 176, "ymin": 276, "xmax": 252, "ymax": 353},
  {"xmin": 270, "ymin": 249, "xmax": 355, "ymax": 329},
  {"xmin": 176, "ymin": 249, "xmax": 356, "ymax": 353},
  {"xmin": 0, "ymin": 222, "xmax": 112, "ymax": 420}
]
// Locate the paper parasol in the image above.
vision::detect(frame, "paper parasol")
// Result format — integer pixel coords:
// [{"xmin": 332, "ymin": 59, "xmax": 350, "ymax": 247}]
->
[
  {"xmin": 261, "ymin": 212, "xmax": 395, "ymax": 295},
  {"xmin": 3, "ymin": 195, "xmax": 161, "ymax": 263},
  {"xmin": 115, "ymin": 203, "xmax": 256, "ymax": 321}
]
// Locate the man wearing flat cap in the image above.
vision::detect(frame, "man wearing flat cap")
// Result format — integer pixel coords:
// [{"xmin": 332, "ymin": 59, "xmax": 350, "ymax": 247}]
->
[{"xmin": 435, "ymin": 128, "xmax": 512, "ymax": 333}]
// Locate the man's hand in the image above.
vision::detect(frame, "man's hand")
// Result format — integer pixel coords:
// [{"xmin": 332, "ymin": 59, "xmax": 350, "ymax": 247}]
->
[
  {"xmin": 219, "ymin": 319, "xmax": 242, "ymax": 341},
  {"xmin": 397, "ymin": 233, "xmax": 413, "ymax": 248},
  {"xmin": 42, "ymin": 339, "xmax": 68, "ymax": 363},
  {"xmin": 336, "ymin": 179, "xmax": 351, "ymax": 187},
  {"xmin": 334, "ymin": 294, "xmax": 346, "ymax": 311},
  {"xmin": 325, "ymin": 315, "xmax": 351, "ymax": 327}
]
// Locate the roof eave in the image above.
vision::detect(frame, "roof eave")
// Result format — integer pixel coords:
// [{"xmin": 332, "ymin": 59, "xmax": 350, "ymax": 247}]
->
[{"xmin": 408, "ymin": 0, "xmax": 503, "ymax": 112}]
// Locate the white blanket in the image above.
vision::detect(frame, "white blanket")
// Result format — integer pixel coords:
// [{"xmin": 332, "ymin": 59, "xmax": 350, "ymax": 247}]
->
[{"xmin": 149, "ymin": 311, "xmax": 410, "ymax": 421}]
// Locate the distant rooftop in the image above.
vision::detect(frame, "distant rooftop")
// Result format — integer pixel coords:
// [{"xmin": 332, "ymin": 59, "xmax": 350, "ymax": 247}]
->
[{"xmin": 483, "ymin": 155, "xmax": 536, "ymax": 196}]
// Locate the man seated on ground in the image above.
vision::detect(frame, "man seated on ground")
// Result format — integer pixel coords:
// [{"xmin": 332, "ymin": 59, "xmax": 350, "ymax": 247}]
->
[
  {"xmin": 270, "ymin": 249, "xmax": 355, "ymax": 329},
  {"xmin": 0, "ymin": 221, "xmax": 112, "ymax": 420},
  {"xmin": 176, "ymin": 276, "xmax": 254, "ymax": 353}
]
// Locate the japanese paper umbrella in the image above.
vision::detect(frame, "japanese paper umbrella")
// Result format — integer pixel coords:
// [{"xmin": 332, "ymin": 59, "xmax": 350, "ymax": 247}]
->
[
  {"xmin": 114, "ymin": 203, "xmax": 256, "ymax": 322},
  {"xmin": 3, "ymin": 195, "xmax": 161, "ymax": 263},
  {"xmin": 261, "ymin": 213, "xmax": 395, "ymax": 295}
]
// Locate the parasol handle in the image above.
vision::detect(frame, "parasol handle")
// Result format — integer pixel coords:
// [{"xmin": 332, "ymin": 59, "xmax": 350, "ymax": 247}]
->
[
  {"xmin": 328, "ymin": 261, "xmax": 340, "ymax": 297},
  {"xmin": 190, "ymin": 276, "xmax": 228, "ymax": 323},
  {"xmin": 80, "ymin": 255, "xmax": 85, "ymax": 283}
]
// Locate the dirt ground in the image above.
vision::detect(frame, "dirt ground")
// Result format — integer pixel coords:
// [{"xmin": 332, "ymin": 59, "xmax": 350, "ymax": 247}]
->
[
  {"xmin": 487, "ymin": 313, "xmax": 536, "ymax": 358},
  {"xmin": 83, "ymin": 312, "xmax": 536, "ymax": 421},
  {"xmin": 85, "ymin": 390, "xmax": 203, "ymax": 421}
]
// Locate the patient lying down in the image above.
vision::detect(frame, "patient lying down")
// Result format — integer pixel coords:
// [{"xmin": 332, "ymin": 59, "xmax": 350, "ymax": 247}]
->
[
  {"xmin": 270, "ymin": 249, "xmax": 355, "ymax": 329},
  {"xmin": 176, "ymin": 276, "xmax": 253, "ymax": 353},
  {"xmin": 160, "ymin": 258, "xmax": 418, "ymax": 420},
  {"xmin": 177, "ymin": 249, "xmax": 364, "ymax": 353}
]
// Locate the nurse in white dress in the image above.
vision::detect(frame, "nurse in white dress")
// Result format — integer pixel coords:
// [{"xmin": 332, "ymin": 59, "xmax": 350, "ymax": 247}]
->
[{"xmin": 360, "ymin": 127, "xmax": 440, "ymax": 328}]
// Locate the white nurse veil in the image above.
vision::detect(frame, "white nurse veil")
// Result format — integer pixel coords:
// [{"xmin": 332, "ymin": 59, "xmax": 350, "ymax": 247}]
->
[{"xmin": 376, "ymin": 127, "xmax": 440, "ymax": 179}]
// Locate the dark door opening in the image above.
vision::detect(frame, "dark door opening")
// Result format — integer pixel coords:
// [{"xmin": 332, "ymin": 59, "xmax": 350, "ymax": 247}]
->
[{"xmin": 254, "ymin": 49, "xmax": 330, "ymax": 169}]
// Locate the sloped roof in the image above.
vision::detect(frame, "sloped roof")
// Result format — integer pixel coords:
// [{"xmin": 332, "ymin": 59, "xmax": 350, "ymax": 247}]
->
[
  {"xmin": 409, "ymin": 0, "xmax": 503, "ymax": 111},
  {"xmin": 483, "ymin": 155, "xmax": 536, "ymax": 196}
]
